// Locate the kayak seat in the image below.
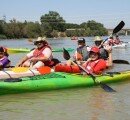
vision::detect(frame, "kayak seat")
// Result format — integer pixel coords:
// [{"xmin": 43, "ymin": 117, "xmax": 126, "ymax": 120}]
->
[{"xmin": 49, "ymin": 58, "xmax": 61, "ymax": 67}]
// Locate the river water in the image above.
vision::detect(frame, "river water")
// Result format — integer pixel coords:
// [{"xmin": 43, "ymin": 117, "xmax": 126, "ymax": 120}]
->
[{"xmin": 0, "ymin": 36, "xmax": 130, "ymax": 120}]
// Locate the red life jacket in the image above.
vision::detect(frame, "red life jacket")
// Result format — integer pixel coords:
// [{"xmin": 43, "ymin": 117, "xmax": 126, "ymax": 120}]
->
[
  {"xmin": 33, "ymin": 45, "xmax": 51, "ymax": 57},
  {"xmin": 85, "ymin": 59, "xmax": 107, "ymax": 74},
  {"xmin": 33, "ymin": 45, "xmax": 53, "ymax": 66}
]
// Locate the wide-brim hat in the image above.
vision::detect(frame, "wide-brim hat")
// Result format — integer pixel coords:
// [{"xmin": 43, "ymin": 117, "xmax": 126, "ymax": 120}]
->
[
  {"xmin": 35, "ymin": 37, "xmax": 46, "ymax": 42},
  {"xmin": 34, "ymin": 37, "xmax": 47, "ymax": 44},
  {"xmin": 94, "ymin": 36, "xmax": 103, "ymax": 41}
]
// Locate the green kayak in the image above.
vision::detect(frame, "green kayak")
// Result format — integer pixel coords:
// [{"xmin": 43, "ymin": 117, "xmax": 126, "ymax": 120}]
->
[
  {"xmin": 7, "ymin": 48, "xmax": 74, "ymax": 54},
  {"xmin": 0, "ymin": 71, "xmax": 130, "ymax": 95}
]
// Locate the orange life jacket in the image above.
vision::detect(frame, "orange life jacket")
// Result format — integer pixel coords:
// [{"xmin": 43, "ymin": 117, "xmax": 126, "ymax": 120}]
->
[
  {"xmin": 55, "ymin": 64, "xmax": 81, "ymax": 73},
  {"xmin": 75, "ymin": 52, "xmax": 83, "ymax": 60}
]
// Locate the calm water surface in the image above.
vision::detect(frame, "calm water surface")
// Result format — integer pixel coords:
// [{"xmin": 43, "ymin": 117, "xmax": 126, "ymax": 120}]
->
[{"xmin": 0, "ymin": 36, "xmax": 130, "ymax": 120}]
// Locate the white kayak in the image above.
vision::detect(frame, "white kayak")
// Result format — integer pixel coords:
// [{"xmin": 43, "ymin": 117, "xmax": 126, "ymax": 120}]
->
[
  {"xmin": 0, "ymin": 66, "xmax": 53, "ymax": 79},
  {"xmin": 0, "ymin": 69, "xmax": 40, "ymax": 79},
  {"xmin": 112, "ymin": 43, "xmax": 127, "ymax": 48}
]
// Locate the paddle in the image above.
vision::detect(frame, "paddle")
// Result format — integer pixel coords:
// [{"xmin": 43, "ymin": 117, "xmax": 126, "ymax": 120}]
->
[
  {"xmin": 113, "ymin": 59, "xmax": 129, "ymax": 64},
  {"xmin": 102, "ymin": 21, "xmax": 125, "ymax": 44},
  {"xmin": 28, "ymin": 39, "xmax": 33, "ymax": 43},
  {"xmin": 63, "ymin": 48, "xmax": 116, "ymax": 92}
]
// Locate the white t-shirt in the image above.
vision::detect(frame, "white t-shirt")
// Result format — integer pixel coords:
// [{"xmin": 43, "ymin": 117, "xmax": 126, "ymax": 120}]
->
[{"xmin": 27, "ymin": 48, "xmax": 52, "ymax": 59}]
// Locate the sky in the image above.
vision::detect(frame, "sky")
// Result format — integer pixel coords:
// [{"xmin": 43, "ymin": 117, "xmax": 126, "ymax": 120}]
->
[{"xmin": 0, "ymin": 0, "xmax": 130, "ymax": 28}]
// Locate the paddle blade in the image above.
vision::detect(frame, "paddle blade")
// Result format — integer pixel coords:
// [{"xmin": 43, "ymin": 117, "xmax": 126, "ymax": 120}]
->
[
  {"xmin": 37, "ymin": 66, "xmax": 51, "ymax": 74},
  {"xmin": 113, "ymin": 59, "xmax": 129, "ymax": 64},
  {"xmin": 112, "ymin": 21, "xmax": 125, "ymax": 34},
  {"xmin": 11, "ymin": 67, "xmax": 29, "ymax": 73},
  {"xmin": 100, "ymin": 82, "xmax": 116, "ymax": 92},
  {"xmin": 63, "ymin": 48, "xmax": 70, "ymax": 60},
  {"xmin": 28, "ymin": 39, "xmax": 33, "ymax": 43}
]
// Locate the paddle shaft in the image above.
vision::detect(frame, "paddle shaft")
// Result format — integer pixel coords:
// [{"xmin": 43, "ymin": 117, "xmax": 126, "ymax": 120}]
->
[
  {"xmin": 73, "ymin": 61, "xmax": 116, "ymax": 92},
  {"xmin": 76, "ymin": 63, "xmax": 95, "ymax": 78}
]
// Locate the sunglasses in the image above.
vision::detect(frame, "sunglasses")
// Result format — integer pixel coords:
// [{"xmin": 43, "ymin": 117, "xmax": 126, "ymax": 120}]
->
[
  {"xmin": 78, "ymin": 40, "xmax": 85, "ymax": 43},
  {"xmin": 34, "ymin": 41, "xmax": 43, "ymax": 45}
]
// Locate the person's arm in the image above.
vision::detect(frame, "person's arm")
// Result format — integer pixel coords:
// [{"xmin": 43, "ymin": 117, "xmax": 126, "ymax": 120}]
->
[
  {"xmin": 82, "ymin": 58, "xmax": 92, "ymax": 68},
  {"xmin": 104, "ymin": 45, "xmax": 113, "ymax": 67},
  {"xmin": 16, "ymin": 50, "xmax": 34, "ymax": 67},
  {"xmin": 16, "ymin": 56, "xmax": 29, "ymax": 67},
  {"xmin": 0, "ymin": 57, "xmax": 10, "ymax": 67},
  {"xmin": 106, "ymin": 51, "xmax": 112, "ymax": 67}
]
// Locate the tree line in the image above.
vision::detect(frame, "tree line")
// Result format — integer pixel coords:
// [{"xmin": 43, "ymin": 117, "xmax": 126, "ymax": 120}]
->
[{"xmin": 0, "ymin": 11, "xmax": 108, "ymax": 39}]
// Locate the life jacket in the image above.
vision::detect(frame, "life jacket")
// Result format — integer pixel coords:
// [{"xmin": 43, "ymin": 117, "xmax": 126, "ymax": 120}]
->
[
  {"xmin": 76, "ymin": 45, "xmax": 89, "ymax": 61},
  {"xmin": 33, "ymin": 45, "xmax": 53, "ymax": 66},
  {"xmin": 55, "ymin": 64, "xmax": 81, "ymax": 73},
  {"xmin": 85, "ymin": 59, "xmax": 107, "ymax": 74},
  {"xmin": 0, "ymin": 56, "xmax": 10, "ymax": 68},
  {"xmin": 75, "ymin": 52, "xmax": 83, "ymax": 61}
]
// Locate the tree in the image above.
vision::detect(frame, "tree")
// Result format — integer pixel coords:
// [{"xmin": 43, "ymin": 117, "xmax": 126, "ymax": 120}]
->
[
  {"xmin": 0, "ymin": 20, "xmax": 7, "ymax": 39},
  {"xmin": 80, "ymin": 20, "xmax": 108, "ymax": 36},
  {"xmin": 24, "ymin": 22, "xmax": 41, "ymax": 38},
  {"xmin": 0, "ymin": 20, "xmax": 4, "ymax": 34},
  {"xmin": 40, "ymin": 11, "xmax": 66, "ymax": 37}
]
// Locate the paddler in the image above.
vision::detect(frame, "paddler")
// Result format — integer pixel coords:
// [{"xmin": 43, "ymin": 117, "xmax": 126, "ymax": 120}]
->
[
  {"xmin": 67, "ymin": 38, "xmax": 90, "ymax": 65},
  {"xmin": 82, "ymin": 46, "xmax": 113, "ymax": 75},
  {"xmin": 94, "ymin": 36, "xmax": 109, "ymax": 60},
  {"xmin": 113, "ymin": 35, "xmax": 122, "ymax": 45},
  {"xmin": 16, "ymin": 37, "xmax": 53, "ymax": 69}
]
